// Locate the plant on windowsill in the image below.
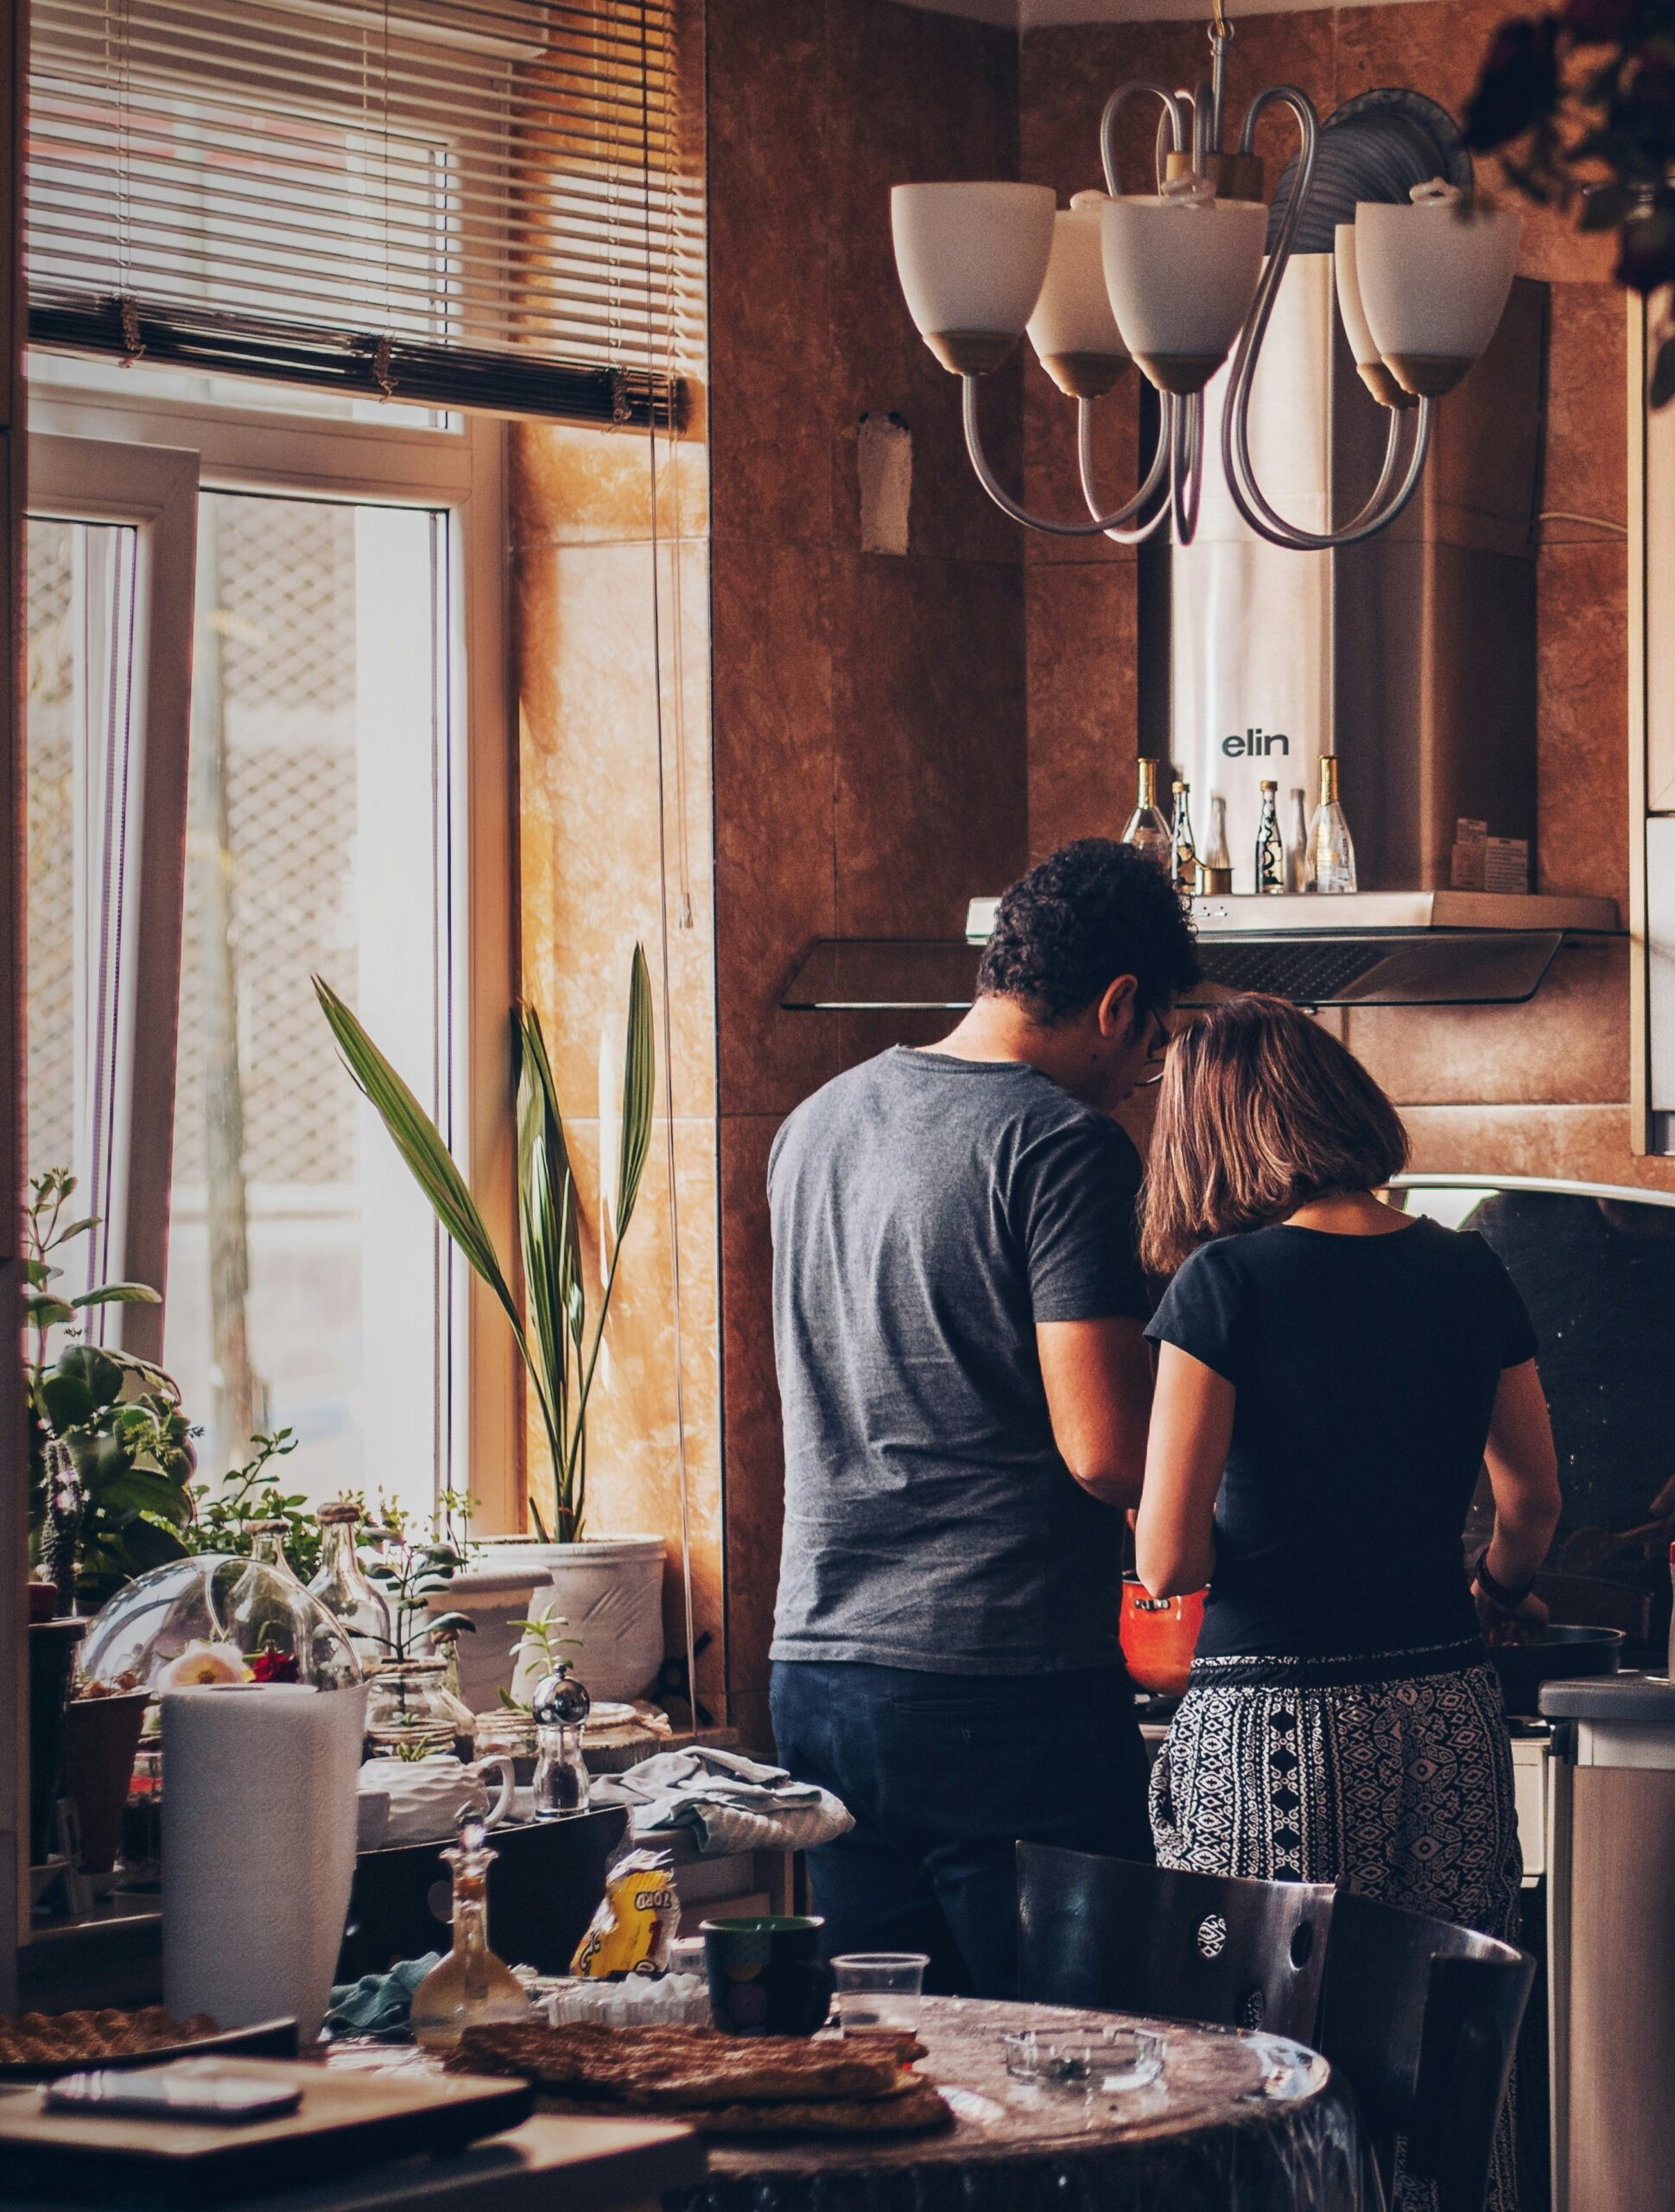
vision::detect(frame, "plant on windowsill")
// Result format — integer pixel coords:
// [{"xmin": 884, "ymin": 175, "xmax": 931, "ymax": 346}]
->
[
  {"xmin": 23, "ymin": 1169, "xmax": 194, "ymax": 1611},
  {"xmin": 313, "ymin": 952, "xmax": 666, "ymax": 1703}
]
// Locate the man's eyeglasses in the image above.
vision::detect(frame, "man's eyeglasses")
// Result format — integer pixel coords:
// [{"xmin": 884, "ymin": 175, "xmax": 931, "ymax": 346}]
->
[{"xmin": 1137, "ymin": 1001, "xmax": 1173, "ymax": 1086}]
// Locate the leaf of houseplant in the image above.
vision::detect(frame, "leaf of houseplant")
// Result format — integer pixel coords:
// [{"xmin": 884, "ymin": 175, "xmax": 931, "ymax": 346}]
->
[
  {"xmin": 613, "ymin": 943, "xmax": 656, "ymax": 1242},
  {"xmin": 515, "ymin": 1007, "xmax": 570, "ymax": 1487},
  {"xmin": 70, "ymin": 1283, "xmax": 162, "ymax": 1309},
  {"xmin": 314, "ymin": 975, "xmax": 523, "ymax": 1338}
]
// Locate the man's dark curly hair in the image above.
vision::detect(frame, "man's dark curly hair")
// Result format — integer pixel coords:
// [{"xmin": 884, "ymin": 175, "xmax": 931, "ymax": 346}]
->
[{"xmin": 976, "ymin": 838, "xmax": 1201, "ymax": 1024}]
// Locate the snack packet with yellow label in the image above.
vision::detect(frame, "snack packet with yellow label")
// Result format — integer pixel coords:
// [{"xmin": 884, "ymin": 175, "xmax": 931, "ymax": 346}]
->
[{"xmin": 570, "ymin": 1847, "xmax": 680, "ymax": 1979}]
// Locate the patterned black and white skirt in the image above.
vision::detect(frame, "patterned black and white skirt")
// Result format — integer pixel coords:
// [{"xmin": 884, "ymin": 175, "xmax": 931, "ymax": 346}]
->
[{"xmin": 1149, "ymin": 1639, "xmax": 1523, "ymax": 2209}]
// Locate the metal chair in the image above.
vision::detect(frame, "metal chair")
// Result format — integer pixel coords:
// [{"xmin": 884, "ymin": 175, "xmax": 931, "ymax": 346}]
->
[
  {"xmin": 1015, "ymin": 1841, "xmax": 1335, "ymax": 2042},
  {"xmin": 1315, "ymin": 1889, "xmax": 1537, "ymax": 2212}
]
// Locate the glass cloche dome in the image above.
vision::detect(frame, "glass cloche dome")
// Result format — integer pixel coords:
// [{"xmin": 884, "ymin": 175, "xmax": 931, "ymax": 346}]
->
[{"xmin": 77, "ymin": 1554, "xmax": 363, "ymax": 1694}]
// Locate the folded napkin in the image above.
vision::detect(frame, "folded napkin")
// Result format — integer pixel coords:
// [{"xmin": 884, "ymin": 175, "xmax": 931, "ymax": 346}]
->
[
  {"xmin": 324, "ymin": 1952, "xmax": 441, "ymax": 2040},
  {"xmin": 593, "ymin": 1746, "xmax": 853, "ymax": 1857}
]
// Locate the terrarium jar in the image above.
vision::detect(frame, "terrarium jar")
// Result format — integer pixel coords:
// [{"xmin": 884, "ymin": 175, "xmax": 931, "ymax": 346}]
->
[
  {"xmin": 77, "ymin": 1556, "xmax": 360, "ymax": 1694},
  {"xmin": 364, "ymin": 1657, "xmax": 474, "ymax": 1761}
]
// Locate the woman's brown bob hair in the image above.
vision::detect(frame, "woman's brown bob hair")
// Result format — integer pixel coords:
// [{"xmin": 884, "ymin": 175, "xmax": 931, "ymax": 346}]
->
[{"xmin": 1139, "ymin": 995, "xmax": 1411, "ymax": 1274}]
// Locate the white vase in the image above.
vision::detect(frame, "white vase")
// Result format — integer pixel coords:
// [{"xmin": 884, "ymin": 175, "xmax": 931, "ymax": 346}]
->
[
  {"xmin": 423, "ymin": 1562, "xmax": 541, "ymax": 1714},
  {"xmin": 475, "ymin": 1535, "xmax": 667, "ymax": 1703}
]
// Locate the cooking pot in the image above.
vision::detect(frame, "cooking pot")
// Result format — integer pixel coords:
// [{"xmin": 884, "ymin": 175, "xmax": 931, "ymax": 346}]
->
[
  {"xmin": 1489, "ymin": 1623, "xmax": 1624, "ymax": 1716},
  {"xmin": 1120, "ymin": 1578, "xmax": 1205, "ymax": 1696}
]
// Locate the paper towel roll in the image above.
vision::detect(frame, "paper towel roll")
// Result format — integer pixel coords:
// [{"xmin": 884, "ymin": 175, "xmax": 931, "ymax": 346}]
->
[{"xmin": 162, "ymin": 1681, "xmax": 365, "ymax": 2041}]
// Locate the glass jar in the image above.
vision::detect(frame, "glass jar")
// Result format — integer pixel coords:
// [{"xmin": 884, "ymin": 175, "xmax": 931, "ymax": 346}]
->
[
  {"xmin": 307, "ymin": 1501, "xmax": 392, "ymax": 1668},
  {"xmin": 364, "ymin": 1656, "xmax": 474, "ymax": 1761}
]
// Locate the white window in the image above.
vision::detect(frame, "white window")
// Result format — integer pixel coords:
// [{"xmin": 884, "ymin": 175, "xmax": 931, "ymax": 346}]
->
[{"xmin": 24, "ymin": 385, "xmax": 511, "ymax": 1526}]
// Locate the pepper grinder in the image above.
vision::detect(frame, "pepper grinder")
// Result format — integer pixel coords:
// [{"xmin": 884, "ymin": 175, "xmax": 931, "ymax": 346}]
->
[{"xmin": 531, "ymin": 1664, "xmax": 592, "ymax": 1821}]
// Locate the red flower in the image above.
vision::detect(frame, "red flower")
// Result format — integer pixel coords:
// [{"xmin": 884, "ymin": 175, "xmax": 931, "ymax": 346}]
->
[{"xmin": 251, "ymin": 1648, "xmax": 301, "ymax": 1683}]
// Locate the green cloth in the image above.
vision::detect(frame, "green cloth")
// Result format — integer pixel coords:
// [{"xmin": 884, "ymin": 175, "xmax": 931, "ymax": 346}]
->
[{"xmin": 324, "ymin": 1952, "xmax": 442, "ymax": 2040}]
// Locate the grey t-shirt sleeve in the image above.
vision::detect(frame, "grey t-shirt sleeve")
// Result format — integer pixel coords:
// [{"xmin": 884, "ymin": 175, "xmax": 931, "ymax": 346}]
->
[{"xmin": 1019, "ymin": 1117, "xmax": 1149, "ymax": 1324}]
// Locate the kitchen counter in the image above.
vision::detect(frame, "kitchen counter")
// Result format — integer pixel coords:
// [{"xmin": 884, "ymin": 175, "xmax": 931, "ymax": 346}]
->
[{"xmin": 1539, "ymin": 1669, "xmax": 1675, "ymax": 1722}]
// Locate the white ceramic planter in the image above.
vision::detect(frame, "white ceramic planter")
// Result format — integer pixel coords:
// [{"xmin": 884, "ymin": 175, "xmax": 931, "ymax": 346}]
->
[
  {"xmin": 423, "ymin": 1562, "xmax": 542, "ymax": 1713},
  {"xmin": 476, "ymin": 1535, "xmax": 668, "ymax": 1703}
]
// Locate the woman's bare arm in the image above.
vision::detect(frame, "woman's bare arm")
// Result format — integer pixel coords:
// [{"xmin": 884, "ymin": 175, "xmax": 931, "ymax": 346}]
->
[
  {"xmin": 1133, "ymin": 1342, "xmax": 1233, "ymax": 1597},
  {"xmin": 1475, "ymin": 1357, "xmax": 1562, "ymax": 1633}
]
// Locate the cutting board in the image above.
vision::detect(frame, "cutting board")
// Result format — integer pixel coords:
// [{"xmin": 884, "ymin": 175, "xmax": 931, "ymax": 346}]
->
[{"xmin": 0, "ymin": 2058, "xmax": 533, "ymax": 2204}]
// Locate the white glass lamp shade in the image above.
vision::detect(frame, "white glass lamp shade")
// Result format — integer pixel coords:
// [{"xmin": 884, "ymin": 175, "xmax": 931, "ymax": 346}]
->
[
  {"xmin": 1353, "ymin": 200, "xmax": 1521, "ymax": 398},
  {"xmin": 1026, "ymin": 194, "xmax": 1130, "ymax": 398},
  {"xmin": 891, "ymin": 181, "xmax": 1056, "ymax": 376},
  {"xmin": 1335, "ymin": 222, "xmax": 1414, "ymax": 410},
  {"xmin": 1099, "ymin": 194, "xmax": 1266, "ymax": 395}
]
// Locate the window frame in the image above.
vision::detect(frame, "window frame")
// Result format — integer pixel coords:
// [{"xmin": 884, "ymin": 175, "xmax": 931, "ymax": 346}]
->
[{"xmin": 25, "ymin": 380, "xmax": 517, "ymax": 1524}]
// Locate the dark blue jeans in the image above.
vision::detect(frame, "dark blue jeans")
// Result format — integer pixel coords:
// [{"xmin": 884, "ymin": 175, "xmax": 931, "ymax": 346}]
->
[{"xmin": 770, "ymin": 1659, "xmax": 1153, "ymax": 1999}]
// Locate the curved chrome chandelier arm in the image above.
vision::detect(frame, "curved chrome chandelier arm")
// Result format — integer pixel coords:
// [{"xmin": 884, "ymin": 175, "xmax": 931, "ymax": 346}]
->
[
  {"xmin": 1171, "ymin": 391, "xmax": 1205, "ymax": 546},
  {"xmin": 1076, "ymin": 392, "xmax": 1171, "ymax": 543},
  {"xmin": 962, "ymin": 375, "xmax": 1170, "ymax": 537},
  {"xmin": 1101, "ymin": 82, "xmax": 1190, "ymax": 196},
  {"xmin": 1220, "ymin": 85, "xmax": 1434, "ymax": 549}
]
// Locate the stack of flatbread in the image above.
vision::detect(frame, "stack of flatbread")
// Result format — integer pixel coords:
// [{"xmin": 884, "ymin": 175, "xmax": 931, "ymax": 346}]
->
[{"xmin": 449, "ymin": 2021, "xmax": 953, "ymax": 2138}]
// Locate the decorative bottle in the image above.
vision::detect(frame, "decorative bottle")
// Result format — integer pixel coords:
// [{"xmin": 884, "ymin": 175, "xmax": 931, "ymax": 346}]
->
[
  {"xmin": 1284, "ymin": 787, "xmax": 1310, "ymax": 893},
  {"xmin": 1308, "ymin": 753, "xmax": 1358, "ymax": 894},
  {"xmin": 1196, "ymin": 792, "xmax": 1234, "ymax": 893},
  {"xmin": 410, "ymin": 1815, "xmax": 532, "ymax": 2051},
  {"xmin": 1169, "ymin": 780, "xmax": 1198, "ymax": 895},
  {"xmin": 308, "ymin": 1499, "xmax": 392, "ymax": 1665},
  {"xmin": 226, "ymin": 1522, "xmax": 314, "ymax": 1678},
  {"xmin": 1121, "ymin": 760, "xmax": 1171, "ymax": 869},
  {"xmin": 1253, "ymin": 779, "xmax": 1285, "ymax": 895}
]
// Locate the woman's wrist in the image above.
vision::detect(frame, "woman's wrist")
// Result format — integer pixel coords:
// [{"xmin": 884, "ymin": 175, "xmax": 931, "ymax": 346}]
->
[{"xmin": 1474, "ymin": 1545, "xmax": 1537, "ymax": 1612}]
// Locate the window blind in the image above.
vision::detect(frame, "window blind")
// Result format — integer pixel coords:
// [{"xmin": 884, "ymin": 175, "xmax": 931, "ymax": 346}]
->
[{"xmin": 27, "ymin": 0, "xmax": 695, "ymax": 424}]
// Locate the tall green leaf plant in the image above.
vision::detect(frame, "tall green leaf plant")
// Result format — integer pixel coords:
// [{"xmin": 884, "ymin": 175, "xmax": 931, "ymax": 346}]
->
[{"xmin": 314, "ymin": 950, "xmax": 655, "ymax": 1541}]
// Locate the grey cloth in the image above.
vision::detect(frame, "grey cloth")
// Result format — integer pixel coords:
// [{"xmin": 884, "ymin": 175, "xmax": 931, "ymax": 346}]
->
[
  {"xmin": 593, "ymin": 1747, "xmax": 853, "ymax": 1855},
  {"xmin": 768, "ymin": 1047, "xmax": 1147, "ymax": 1675}
]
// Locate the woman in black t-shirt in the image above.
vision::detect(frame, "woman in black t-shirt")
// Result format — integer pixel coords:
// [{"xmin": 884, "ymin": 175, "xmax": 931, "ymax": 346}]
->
[{"xmin": 1134, "ymin": 998, "xmax": 1559, "ymax": 2156}]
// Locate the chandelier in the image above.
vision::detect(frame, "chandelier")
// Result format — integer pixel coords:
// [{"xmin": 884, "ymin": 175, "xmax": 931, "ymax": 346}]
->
[{"xmin": 889, "ymin": 3, "xmax": 1521, "ymax": 552}]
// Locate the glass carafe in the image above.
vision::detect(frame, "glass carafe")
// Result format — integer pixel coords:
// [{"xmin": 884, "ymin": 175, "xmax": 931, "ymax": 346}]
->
[
  {"xmin": 410, "ymin": 1816, "xmax": 532, "ymax": 2050},
  {"xmin": 307, "ymin": 1500, "xmax": 392, "ymax": 1666}
]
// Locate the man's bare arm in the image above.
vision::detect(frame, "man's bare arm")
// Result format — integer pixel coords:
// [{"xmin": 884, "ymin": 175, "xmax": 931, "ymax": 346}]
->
[{"xmin": 1037, "ymin": 1315, "xmax": 1154, "ymax": 1510}]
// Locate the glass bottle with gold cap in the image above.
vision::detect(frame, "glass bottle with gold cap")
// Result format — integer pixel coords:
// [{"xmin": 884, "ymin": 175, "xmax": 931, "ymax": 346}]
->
[
  {"xmin": 1308, "ymin": 753, "xmax": 1358, "ymax": 894},
  {"xmin": 1253, "ymin": 780, "xmax": 1285, "ymax": 895},
  {"xmin": 411, "ymin": 1814, "xmax": 532, "ymax": 2050},
  {"xmin": 1169, "ymin": 779, "xmax": 1198, "ymax": 894},
  {"xmin": 1122, "ymin": 759, "xmax": 1171, "ymax": 869}
]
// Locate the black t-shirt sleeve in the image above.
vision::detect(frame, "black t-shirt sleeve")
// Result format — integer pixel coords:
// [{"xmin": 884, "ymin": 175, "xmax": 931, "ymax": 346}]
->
[
  {"xmin": 1469, "ymin": 1234, "xmax": 1539, "ymax": 1366},
  {"xmin": 1021, "ymin": 1116, "xmax": 1149, "ymax": 1324},
  {"xmin": 1145, "ymin": 1242, "xmax": 1243, "ymax": 1383}
]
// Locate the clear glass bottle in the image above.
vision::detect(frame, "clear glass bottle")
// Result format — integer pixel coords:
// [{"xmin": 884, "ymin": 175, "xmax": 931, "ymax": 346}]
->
[
  {"xmin": 410, "ymin": 1815, "xmax": 532, "ymax": 2051},
  {"xmin": 531, "ymin": 1665, "xmax": 592, "ymax": 1821},
  {"xmin": 307, "ymin": 1499, "xmax": 392, "ymax": 1665},
  {"xmin": 1253, "ymin": 779, "xmax": 1285, "ymax": 894},
  {"xmin": 1284, "ymin": 787, "xmax": 1310, "ymax": 893},
  {"xmin": 1169, "ymin": 779, "xmax": 1197, "ymax": 895},
  {"xmin": 1308, "ymin": 753, "xmax": 1358, "ymax": 894},
  {"xmin": 1121, "ymin": 759, "xmax": 1171, "ymax": 869},
  {"xmin": 226, "ymin": 1526, "xmax": 314, "ymax": 1679}
]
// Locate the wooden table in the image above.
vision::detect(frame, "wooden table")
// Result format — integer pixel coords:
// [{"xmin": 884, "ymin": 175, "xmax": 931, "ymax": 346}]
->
[{"xmin": 681, "ymin": 1997, "xmax": 1371, "ymax": 2212}]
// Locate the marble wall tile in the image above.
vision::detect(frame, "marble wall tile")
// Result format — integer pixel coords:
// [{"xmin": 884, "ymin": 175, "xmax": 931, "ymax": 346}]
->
[
  {"xmin": 1541, "ymin": 286, "xmax": 1630, "ymax": 543},
  {"xmin": 707, "ymin": 0, "xmax": 833, "ymax": 549},
  {"xmin": 1401, "ymin": 1104, "xmax": 1675, "ymax": 1193},
  {"xmin": 1346, "ymin": 939, "xmax": 1629, "ymax": 1108},
  {"xmin": 831, "ymin": 552, "xmax": 1030, "ymax": 939},
  {"xmin": 825, "ymin": 0, "xmax": 1021, "ymax": 569},
  {"xmin": 514, "ymin": 537, "xmax": 717, "ymax": 1123},
  {"xmin": 719, "ymin": 1114, "xmax": 786, "ymax": 1713},
  {"xmin": 1537, "ymin": 539, "xmax": 1629, "ymax": 910},
  {"xmin": 711, "ymin": 534, "xmax": 842, "ymax": 1118},
  {"xmin": 1026, "ymin": 560, "xmax": 1139, "ymax": 861}
]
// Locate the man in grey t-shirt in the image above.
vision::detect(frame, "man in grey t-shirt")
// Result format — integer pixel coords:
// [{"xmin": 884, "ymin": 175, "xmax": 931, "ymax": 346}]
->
[{"xmin": 768, "ymin": 840, "xmax": 1201, "ymax": 1996}]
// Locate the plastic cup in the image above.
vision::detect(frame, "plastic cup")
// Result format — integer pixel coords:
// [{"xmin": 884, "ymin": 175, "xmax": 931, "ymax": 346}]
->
[{"xmin": 830, "ymin": 1951, "xmax": 929, "ymax": 2037}]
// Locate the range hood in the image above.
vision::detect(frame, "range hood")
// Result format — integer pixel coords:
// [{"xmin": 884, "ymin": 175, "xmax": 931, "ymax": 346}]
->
[{"xmin": 780, "ymin": 887, "xmax": 1618, "ymax": 1014}]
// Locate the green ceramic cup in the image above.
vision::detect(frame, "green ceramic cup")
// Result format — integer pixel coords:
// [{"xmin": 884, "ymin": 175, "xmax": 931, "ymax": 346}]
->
[{"xmin": 701, "ymin": 1914, "xmax": 833, "ymax": 2037}]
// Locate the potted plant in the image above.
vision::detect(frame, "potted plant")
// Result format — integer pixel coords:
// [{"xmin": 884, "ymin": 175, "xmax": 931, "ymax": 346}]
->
[
  {"xmin": 314, "ymin": 950, "xmax": 668, "ymax": 1701},
  {"xmin": 359, "ymin": 1499, "xmax": 476, "ymax": 1758}
]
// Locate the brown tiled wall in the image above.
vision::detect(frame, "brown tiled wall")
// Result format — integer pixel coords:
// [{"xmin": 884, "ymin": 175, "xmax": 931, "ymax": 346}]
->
[{"xmin": 707, "ymin": 0, "xmax": 1030, "ymax": 1742}]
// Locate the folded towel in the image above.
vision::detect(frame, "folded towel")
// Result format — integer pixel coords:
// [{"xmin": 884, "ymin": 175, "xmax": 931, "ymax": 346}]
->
[
  {"xmin": 593, "ymin": 1747, "xmax": 853, "ymax": 1856},
  {"xmin": 324, "ymin": 1952, "xmax": 441, "ymax": 2040}
]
